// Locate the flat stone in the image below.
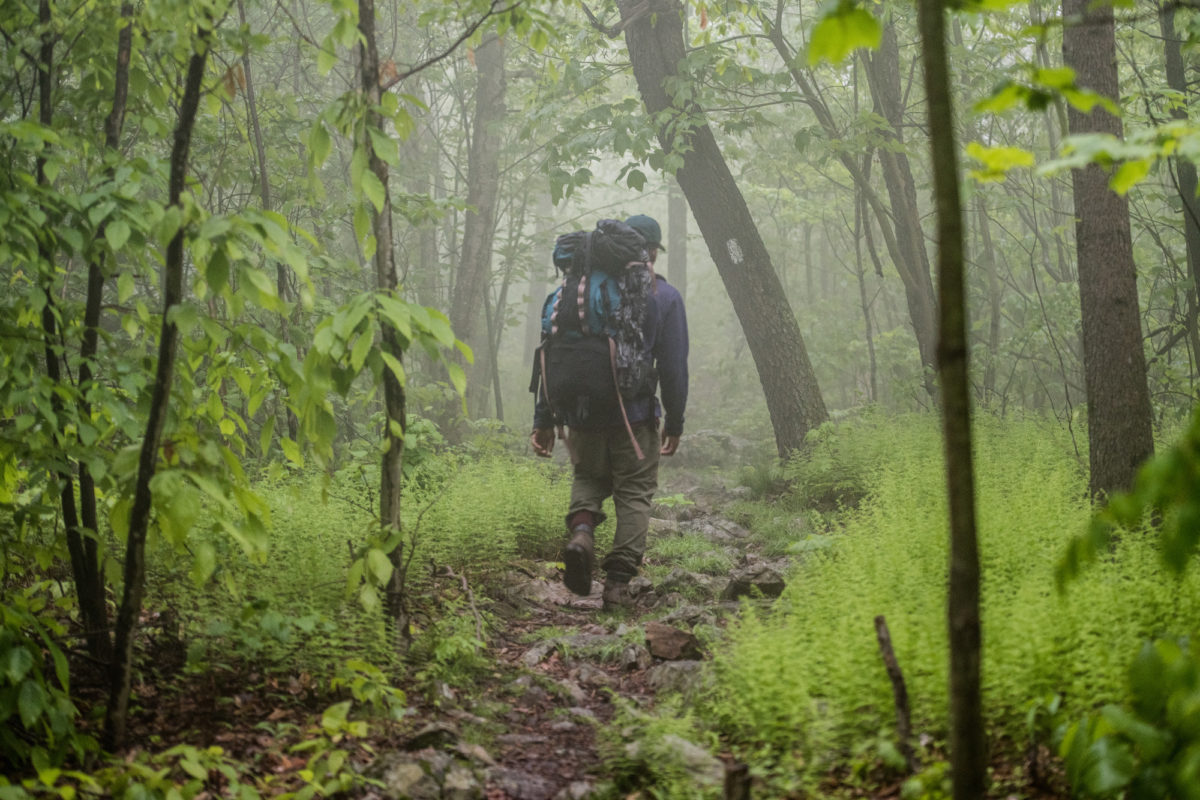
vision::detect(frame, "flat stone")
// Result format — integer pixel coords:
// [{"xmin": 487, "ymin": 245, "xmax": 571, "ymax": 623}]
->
[{"xmin": 643, "ymin": 621, "xmax": 702, "ymax": 660}]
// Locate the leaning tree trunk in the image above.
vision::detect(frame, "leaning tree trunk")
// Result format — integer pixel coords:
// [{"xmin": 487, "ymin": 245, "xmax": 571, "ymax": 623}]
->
[
  {"xmin": 105, "ymin": 21, "xmax": 212, "ymax": 750},
  {"xmin": 450, "ymin": 33, "xmax": 505, "ymax": 419},
  {"xmin": 862, "ymin": 16, "xmax": 938, "ymax": 393},
  {"xmin": 1062, "ymin": 0, "xmax": 1154, "ymax": 497},
  {"xmin": 916, "ymin": 0, "xmax": 987, "ymax": 796},
  {"xmin": 358, "ymin": 0, "xmax": 408, "ymax": 638},
  {"xmin": 763, "ymin": 5, "xmax": 937, "ymax": 397},
  {"xmin": 618, "ymin": 0, "xmax": 827, "ymax": 457}
]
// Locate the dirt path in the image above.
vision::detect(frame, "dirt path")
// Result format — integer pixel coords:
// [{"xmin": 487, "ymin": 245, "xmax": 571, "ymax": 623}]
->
[{"xmin": 377, "ymin": 485, "xmax": 774, "ymax": 800}]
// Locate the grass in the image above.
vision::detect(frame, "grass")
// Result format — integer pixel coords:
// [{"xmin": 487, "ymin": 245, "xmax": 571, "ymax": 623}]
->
[{"xmin": 683, "ymin": 412, "xmax": 1200, "ymax": 791}]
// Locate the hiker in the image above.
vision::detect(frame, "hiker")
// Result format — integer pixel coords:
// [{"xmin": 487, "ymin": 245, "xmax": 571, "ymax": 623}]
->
[{"xmin": 530, "ymin": 214, "xmax": 689, "ymax": 611}]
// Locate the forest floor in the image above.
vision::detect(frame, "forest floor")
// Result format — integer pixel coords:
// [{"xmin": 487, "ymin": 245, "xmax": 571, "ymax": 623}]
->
[{"xmin": 72, "ymin": 471, "xmax": 1067, "ymax": 799}]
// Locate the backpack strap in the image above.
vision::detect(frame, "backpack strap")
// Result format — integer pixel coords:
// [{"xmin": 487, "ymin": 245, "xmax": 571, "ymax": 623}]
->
[{"xmin": 608, "ymin": 337, "xmax": 645, "ymax": 461}]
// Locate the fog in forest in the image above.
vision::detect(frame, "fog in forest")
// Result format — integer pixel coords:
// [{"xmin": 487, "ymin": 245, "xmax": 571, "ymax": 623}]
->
[{"xmin": 5, "ymin": 0, "xmax": 1200, "ymax": 794}]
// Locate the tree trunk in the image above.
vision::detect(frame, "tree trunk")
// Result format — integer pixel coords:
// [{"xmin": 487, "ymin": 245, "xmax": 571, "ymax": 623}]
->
[
  {"xmin": 238, "ymin": 0, "xmax": 298, "ymax": 441},
  {"xmin": 974, "ymin": 195, "xmax": 1003, "ymax": 406},
  {"xmin": 618, "ymin": 0, "xmax": 827, "ymax": 457},
  {"xmin": 358, "ymin": 0, "xmax": 408, "ymax": 636},
  {"xmin": 916, "ymin": 0, "xmax": 987, "ymax": 795},
  {"xmin": 667, "ymin": 177, "xmax": 688, "ymax": 300},
  {"xmin": 1062, "ymin": 0, "xmax": 1154, "ymax": 497},
  {"xmin": 450, "ymin": 33, "xmax": 505, "ymax": 418},
  {"xmin": 862, "ymin": 16, "xmax": 938, "ymax": 392},
  {"xmin": 764, "ymin": 5, "xmax": 937, "ymax": 395},
  {"xmin": 35, "ymin": 0, "xmax": 110, "ymax": 665},
  {"xmin": 73, "ymin": 1, "xmax": 134, "ymax": 665},
  {"xmin": 1160, "ymin": 2, "xmax": 1200, "ymax": 351},
  {"xmin": 105, "ymin": 22, "xmax": 211, "ymax": 750}
]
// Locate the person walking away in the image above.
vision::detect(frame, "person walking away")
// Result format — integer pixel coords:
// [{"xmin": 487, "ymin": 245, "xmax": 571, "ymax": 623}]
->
[{"xmin": 530, "ymin": 214, "xmax": 689, "ymax": 611}]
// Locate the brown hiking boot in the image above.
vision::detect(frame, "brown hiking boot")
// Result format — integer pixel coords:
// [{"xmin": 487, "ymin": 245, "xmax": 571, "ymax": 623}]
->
[
  {"xmin": 602, "ymin": 577, "xmax": 634, "ymax": 612},
  {"xmin": 563, "ymin": 525, "xmax": 595, "ymax": 596}
]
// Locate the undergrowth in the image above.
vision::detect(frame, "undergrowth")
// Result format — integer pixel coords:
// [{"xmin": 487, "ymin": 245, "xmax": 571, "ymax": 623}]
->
[{"xmin": 672, "ymin": 413, "xmax": 1200, "ymax": 792}]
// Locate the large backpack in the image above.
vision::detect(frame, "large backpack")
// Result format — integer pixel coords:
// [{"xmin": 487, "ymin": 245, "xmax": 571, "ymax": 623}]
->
[{"xmin": 533, "ymin": 219, "xmax": 657, "ymax": 459}]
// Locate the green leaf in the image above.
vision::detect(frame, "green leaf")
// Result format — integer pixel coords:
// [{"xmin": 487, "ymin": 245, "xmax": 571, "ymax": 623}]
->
[
  {"xmin": 190, "ymin": 542, "xmax": 217, "ymax": 586},
  {"xmin": 317, "ymin": 45, "xmax": 336, "ymax": 76},
  {"xmin": 808, "ymin": 4, "xmax": 882, "ymax": 66},
  {"xmin": 280, "ymin": 438, "xmax": 303, "ymax": 466},
  {"xmin": 366, "ymin": 548, "xmax": 392, "ymax": 585},
  {"xmin": 446, "ymin": 361, "xmax": 466, "ymax": 397},
  {"xmin": 18, "ymin": 680, "xmax": 47, "ymax": 728},
  {"xmin": 259, "ymin": 415, "xmax": 275, "ymax": 455},
  {"xmin": 3, "ymin": 646, "xmax": 34, "ymax": 683},
  {"xmin": 105, "ymin": 219, "xmax": 131, "ymax": 251},
  {"xmin": 380, "ymin": 351, "xmax": 406, "ymax": 386},
  {"xmin": 966, "ymin": 142, "xmax": 1035, "ymax": 182},
  {"xmin": 309, "ymin": 121, "xmax": 332, "ymax": 168},
  {"xmin": 1110, "ymin": 159, "xmax": 1151, "ymax": 195},
  {"xmin": 367, "ymin": 127, "xmax": 399, "ymax": 167},
  {"xmin": 350, "ymin": 331, "xmax": 373, "ymax": 373},
  {"xmin": 117, "ymin": 271, "xmax": 135, "ymax": 304},
  {"xmin": 361, "ymin": 170, "xmax": 386, "ymax": 213}
]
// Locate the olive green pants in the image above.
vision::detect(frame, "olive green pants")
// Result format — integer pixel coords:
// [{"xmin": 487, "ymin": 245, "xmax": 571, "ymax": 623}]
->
[{"xmin": 567, "ymin": 423, "xmax": 660, "ymax": 579}]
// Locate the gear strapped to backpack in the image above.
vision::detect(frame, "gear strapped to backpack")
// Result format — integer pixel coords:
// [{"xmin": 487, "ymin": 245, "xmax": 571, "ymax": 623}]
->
[{"xmin": 532, "ymin": 219, "xmax": 658, "ymax": 460}]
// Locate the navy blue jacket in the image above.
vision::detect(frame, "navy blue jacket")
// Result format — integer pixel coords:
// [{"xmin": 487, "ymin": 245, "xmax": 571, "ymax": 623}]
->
[{"xmin": 534, "ymin": 274, "xmax": 688, "ymax": 437}]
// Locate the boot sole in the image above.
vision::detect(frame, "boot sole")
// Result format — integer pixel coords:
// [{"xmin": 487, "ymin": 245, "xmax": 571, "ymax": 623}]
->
[{"xmin": 563, "ymin": 543, "xmax": 593, "ymax": 596}]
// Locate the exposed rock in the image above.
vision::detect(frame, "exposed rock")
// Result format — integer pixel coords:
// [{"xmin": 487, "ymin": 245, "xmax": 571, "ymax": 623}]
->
[
  {"xmin": 646, "ymin": 660, "xmax": 712, "ymax": 700},
  {"xmin": 553, "ymin": 678, "xmax": 587, "ymax": 705},
  {"xmin": 404, "ymin": 721, "xmax": 461, "ymax": 751},
  {"xmin": 627, "ymin": 575, "xmax": 655, "ymax": 598},
  {"xmin": 572, "ymin": 662, "xmax": 613, "ymax": 688},
  {"xmin": 686, "ymin": 517, "xmax": 750, "ymax": 543},
  {"xmin": 659, "ymin": 604, "xmax": 718, "ymax": 629},
  {"xmin": 453, "ymin": 741, "xmax": 496, "ymax": 767},
  {"xmin": 487, "ymin": 766, "xmax": 558, "ymax": 800},
  {"xmin": 722, "ymin": 563, "xmax": 786, "ymax": 600},
  {"xmin": 554, "ymin": 781, "xmax": 597, "ymax": 800},
  {"xmin": 643, "ymin": 621, "xmax": 703, "ymax": 660},
  {"xmin": 495, "ymin": 733, "xmax": 548, "ymax": 746},
  {"xmin": 620, "ymin": 643, "xmax": 653, "ymax": 671},
  {"xmin": 369, "ymin": 750, "xmax": 466, "ymax": 800},
  {"xmin": 624, "ymin": 734, "xmax": 724, "ymax": 786},
  {"xmin": 443, "ymin": 763, "xmax": 484, "ymax": 800},
  {"xmin": 648, "ymin": 517, "xmax": 683, "ymax": 535},
  {"xmin": 521, "ymin": 640, "xmax": 558, "ymax": 668},
  {"xmin": 657, "ymin": 568, "xmax": 721, "ymax": 599}
]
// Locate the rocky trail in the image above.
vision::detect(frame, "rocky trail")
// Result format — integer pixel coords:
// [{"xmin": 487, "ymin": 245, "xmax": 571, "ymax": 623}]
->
[{"xmin": 364, "ymin": 479, "xmax": 793, "ymax": 800}]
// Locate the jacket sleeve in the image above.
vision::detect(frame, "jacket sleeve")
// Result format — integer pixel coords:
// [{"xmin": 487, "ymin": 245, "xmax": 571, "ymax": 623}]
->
[
  {"xmin": 653, "ymin": 281, "xmax": 689, "ymax": 437},
  {"xmin": 531, "ymin": 291, "xmax": 557, "ymax": 430}
]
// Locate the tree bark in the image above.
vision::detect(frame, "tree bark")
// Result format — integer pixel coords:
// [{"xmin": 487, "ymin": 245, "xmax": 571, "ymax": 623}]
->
[
  {"xmin": 667, "ymin": 176, "xmax": 688, "ymax": 300},
  {"xmin": 1062, "ymin": 0, "xmax": 1154, "ymax": 497},
  {"xmin": 105, "ymin": 21, "xmax": 212, "ymax": 750},
  {"xmin": 916, "ymin": 0, "xmax": 987, "ymax": 795},
  {"xmin": 358, "ymin": 0, "xmax": 408, "ymax": 637},
  {"xmin": 862, "ymin": 16, "xmax": 938, "ymax": 392},
  {"xmin": 450, "ymin": 33, "xmax": 505, "ymax": 418},
  {"xmin": 1160, "ymin": 2, "xmax": 1200, "ymax": 353},
  {"xmin": 237, "ymin": 0, "xmax": 300, "ymax": 442},
  {"xmin": 73, "ymin": 1, "xmax": 134, "ymax": 665},
  {"xmin": 618, "ymin": 0, "xmax": 827, "ymax": 457},
  {"xmin": 764, "ymin": 5, "xmax": 937, "ymax": 396}
]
